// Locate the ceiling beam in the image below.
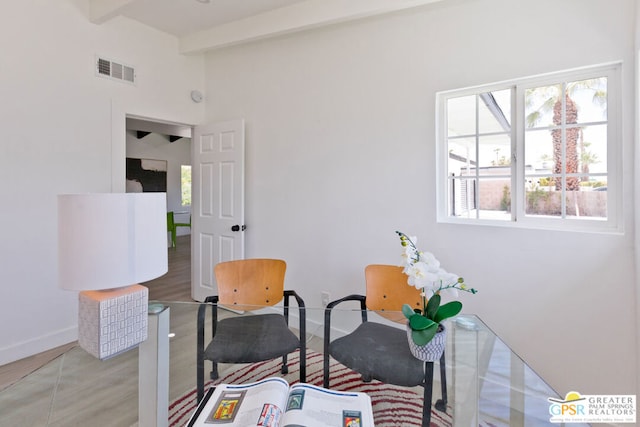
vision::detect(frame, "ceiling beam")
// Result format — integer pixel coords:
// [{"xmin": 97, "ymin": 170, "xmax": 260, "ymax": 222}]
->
[
  {"xmin": 179, "ymin": 0, "xmax": 444, "ymax": 54},
  {"xmin": 127, "ymin": 118, "xmax": 192, "ymax": 139},
  {"xmin": 89, "ymin": 0, "xmax": 135, "ymax": 24}
]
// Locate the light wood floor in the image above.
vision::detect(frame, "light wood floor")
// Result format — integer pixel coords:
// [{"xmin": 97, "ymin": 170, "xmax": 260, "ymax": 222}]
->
[
  {"xmin": 0, "ymin": 236, "xmax": 534, "ymax": 426},
  {"xmin": 0, "ymin": 234, "xmax": 328, "ymax": 426},
  {"xmin": 0, "ymin": 235, "xmax": 194, "ymax": 392}
]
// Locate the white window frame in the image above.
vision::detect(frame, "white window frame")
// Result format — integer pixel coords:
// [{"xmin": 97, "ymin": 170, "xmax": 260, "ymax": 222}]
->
[{"xmin": 436, "ymin": 63, "xmax": 622, "ymax": 233}]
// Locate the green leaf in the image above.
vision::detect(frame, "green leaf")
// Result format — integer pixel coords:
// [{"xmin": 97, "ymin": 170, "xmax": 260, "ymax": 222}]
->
[
  {"xmin": 409, "ymin": 315, "xmax": 435, "ymax": 331},
  {"xmin": 411, "ymin": 323, "xmax": 438, "ymax": 345},
  {"xmin": 402, "ymin": 304, "xmax": 416, "ymax": 320},
  {"xmin": 434, "ymin": 301, "xmax": 462, "ymax": 323},
  {"xmin": 425, "ymin": 293, "xmax": 440, "ymax": 320}
]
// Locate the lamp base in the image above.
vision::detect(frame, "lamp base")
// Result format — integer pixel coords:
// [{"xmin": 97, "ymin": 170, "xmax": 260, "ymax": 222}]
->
[{"xmin": 78, "ymin": 284, "xmax": 149, "ymax": 360}]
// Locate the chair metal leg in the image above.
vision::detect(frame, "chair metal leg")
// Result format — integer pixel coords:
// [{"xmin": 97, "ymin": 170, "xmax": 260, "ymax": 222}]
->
[
  {"xmin": 196, "ymin": 359, "xmax": 204, "ymax": 403},
  {"xmin": 323, "ymin": 352, "xmax": 330, "ymax": 388},
  {"xmin": 196, "ymin": 331, "xmax": 204, "ymax": 402},
  {"xmin": 197, "ymin": 363, "xmax": 219, "ymax": 404},
  {"xmin": 423, "ymin": 361, "xmax": 434, "ymax": 427},
  {"xmin": 210, "ymin": 364, "xmax": 219, "ymax": 380},
  {"xmin": 299, "ymin": 345, "xmax": 306, "ymax": 383}
]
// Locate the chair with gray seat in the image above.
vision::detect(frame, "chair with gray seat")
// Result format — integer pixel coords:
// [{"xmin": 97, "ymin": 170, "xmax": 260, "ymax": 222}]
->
[
  {"xmin": 196, "ymin": 258, "xmax": 306, "ymax": 402},
  {"xmin": 323, "ymin": 264, "xmax": 447, "ymax": 427}
]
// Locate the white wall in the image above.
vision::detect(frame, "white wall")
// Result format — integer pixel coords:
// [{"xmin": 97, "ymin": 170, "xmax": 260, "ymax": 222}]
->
[
  {"xmin": 202, "ymin": 0, "xmax": 638, "ymax": 396},
  {"xmin": 1, "ymin": 0, "xmax": 636, "ymax": 400},
  {"xmin": 0, "ymin": 0, "xmax": 203, "ymax": 364},
  {"xmin": 126, "ymin": 131, "xmax": 192, "ymax": 236},
  {"xmin": 636, "ymin": 0, "xmax": 640, "ymax": 404}
]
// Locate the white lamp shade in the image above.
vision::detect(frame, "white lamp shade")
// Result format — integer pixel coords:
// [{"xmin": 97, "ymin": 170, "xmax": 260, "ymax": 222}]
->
[{"xmin": 58, "ymin": 193, "xmax": 168, "ymax": 291}]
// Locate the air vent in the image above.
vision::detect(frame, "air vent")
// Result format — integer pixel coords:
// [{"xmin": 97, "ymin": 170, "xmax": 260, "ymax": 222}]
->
[{"xmin": 96, "ymin": 56, "xmax": 136, "ymax": 85}]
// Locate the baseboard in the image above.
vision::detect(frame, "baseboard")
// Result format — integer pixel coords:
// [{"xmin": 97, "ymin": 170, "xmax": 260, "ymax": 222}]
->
[
  {"xmin": 0, "ymin": 326, "xmax": 77, "ymax": 366},
  {"xmin": 0, "ymin": 307, "xmax": 395, "ymax": 366}
]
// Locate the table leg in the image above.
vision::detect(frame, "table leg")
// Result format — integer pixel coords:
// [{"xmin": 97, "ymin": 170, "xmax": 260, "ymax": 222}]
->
[{"xmin": 139, "ymin": 306, "xmax": 170, "ymax": 427}]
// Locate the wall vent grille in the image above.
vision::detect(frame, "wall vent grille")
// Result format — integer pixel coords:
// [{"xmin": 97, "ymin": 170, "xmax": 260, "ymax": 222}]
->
[{"xmin": 96, "ymin": 56, "xmax": 135, "ymax": 85}]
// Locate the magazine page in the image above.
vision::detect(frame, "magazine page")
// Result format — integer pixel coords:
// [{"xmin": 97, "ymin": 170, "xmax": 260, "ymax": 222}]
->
[
  {"xmin": 188, "ymin": 377, "xmax": 290, "ymax": 427},
  {"xmin": 281, "ymin": 383, "xmax": 374, "ymax": 427}
]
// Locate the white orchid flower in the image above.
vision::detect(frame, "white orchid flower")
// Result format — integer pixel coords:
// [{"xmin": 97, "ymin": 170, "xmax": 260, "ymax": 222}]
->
[
  {"xmin": 401, "ymin": 248, "xmax": 417, "ymax": 265},
  {"xmin": 401, "ymin": 239, "xmax": 418, "ymax": 259},
  {"xmin": 406, "ymin": 261, "xmax": 429, "ymax": 288},
  {"xmin": 419, "ymin": 251, "xmax": 440, "ymax": 269},
  {"xmin": 438, "ymin": 271, "xmax": 459, "ymax": 287},
  {"xmin": 397, "ymin": 230, "xmax": 476, "ymax": 299}
]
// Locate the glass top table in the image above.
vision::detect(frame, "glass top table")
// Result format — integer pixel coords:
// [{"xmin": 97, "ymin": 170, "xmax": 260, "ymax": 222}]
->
[{"xmin": 0, "ymin": 301, "xmax": 592, "ymax": 427}]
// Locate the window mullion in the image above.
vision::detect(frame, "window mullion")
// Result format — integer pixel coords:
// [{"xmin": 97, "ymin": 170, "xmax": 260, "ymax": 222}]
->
[
  {"xmin": 512, "ymin": 85, "xmax": 520, "ymax": 222},
  {"xmin": 475, "ymin": 94, "xmax": 480, "ymax": 219},
  {"xmin": 560, "ymin": 82, "xmax": 567, "ymax": 218}
]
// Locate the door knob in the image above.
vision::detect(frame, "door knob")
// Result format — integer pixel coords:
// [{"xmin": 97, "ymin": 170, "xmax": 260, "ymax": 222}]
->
[{"xmin": 231, "ymin": 225, "xmax": 246, "ymax": 232}]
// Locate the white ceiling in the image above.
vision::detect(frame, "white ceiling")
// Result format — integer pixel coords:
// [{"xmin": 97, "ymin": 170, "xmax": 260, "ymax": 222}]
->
[
  {"xmin": 115, "ymin": 0, "xmax": 308, "ymax": 38},
  {"xmin": 89, "ymin": 0, "xmax": 444, "ymax": 54}
]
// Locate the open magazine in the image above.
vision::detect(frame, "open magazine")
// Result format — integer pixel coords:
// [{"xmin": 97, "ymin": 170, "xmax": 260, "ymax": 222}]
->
[{"xmin": 186, "ymin": 377, "xmax": 374, "ymax": 427}]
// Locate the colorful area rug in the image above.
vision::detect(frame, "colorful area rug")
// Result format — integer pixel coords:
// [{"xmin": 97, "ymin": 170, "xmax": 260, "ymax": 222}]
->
[{"xmin": 169, "ymin": 349, "xmax": 453, "ymax": 426}]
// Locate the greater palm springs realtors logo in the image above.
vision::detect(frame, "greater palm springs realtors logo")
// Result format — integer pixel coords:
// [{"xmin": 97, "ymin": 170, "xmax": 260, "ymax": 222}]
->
[{"xmin": 549, "ymin": 391, "xmax": 636, "ymax": 423}]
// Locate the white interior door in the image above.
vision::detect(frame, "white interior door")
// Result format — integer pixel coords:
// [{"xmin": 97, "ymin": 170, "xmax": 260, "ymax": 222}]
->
[{"xmin": 191, "ymin": 119, "xmax": 245, "ymax": 302}]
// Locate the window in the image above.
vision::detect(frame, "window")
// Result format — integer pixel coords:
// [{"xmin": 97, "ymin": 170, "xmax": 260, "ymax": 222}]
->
[
  {"xmin": 181, "ymin": 165, "xmax": 192, "ymax": 206},
  {"xmin": 437, "ymin": 63, "xmax": 620, "ymax": 232}
]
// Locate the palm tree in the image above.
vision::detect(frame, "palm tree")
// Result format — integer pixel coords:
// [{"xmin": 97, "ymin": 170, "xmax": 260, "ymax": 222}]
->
[
  {"xmin": 526, "ymin": 79, "xmax": 606, "ymax": 191},
  {"xmin": 552, "ymin": 94, "xmax": 580, "ymax": 190}
]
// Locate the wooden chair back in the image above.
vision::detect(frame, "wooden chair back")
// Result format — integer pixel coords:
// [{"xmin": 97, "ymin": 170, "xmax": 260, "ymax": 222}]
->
[
  {"xmin": 214, "ymin": 258, "xmax": 286, "ymax": 311},
  {"xmin": 365, "ymin": 264, "xmax": 423, "ymax": 323}
]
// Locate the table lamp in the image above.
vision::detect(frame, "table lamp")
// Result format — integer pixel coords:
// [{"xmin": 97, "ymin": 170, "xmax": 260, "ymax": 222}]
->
[{"xmin": 58, "ymin": 193, "xmax": 168, "ymax": 360}]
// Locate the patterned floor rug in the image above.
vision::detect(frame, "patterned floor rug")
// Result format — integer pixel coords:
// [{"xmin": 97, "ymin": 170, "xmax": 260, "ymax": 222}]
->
[{"xmin": 169, "ymin": 349, "xmax": 453, "ymax": 426}]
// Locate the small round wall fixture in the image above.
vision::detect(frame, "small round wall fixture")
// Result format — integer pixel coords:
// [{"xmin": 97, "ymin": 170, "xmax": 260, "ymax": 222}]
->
[{"xmin": 190, "ymin": 90, "xmax": 203, "ymax": 103}]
